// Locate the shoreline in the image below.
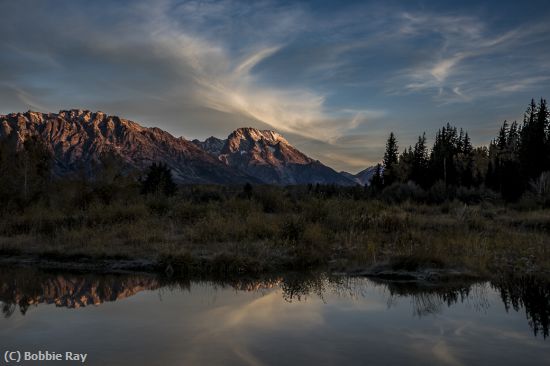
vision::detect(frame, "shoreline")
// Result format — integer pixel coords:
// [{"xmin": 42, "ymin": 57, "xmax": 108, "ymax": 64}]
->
[{"xmin": 1, "ymin": 252, "xmax": 542, "ymax": 283}]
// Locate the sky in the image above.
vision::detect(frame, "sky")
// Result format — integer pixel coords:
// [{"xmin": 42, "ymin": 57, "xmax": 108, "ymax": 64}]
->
[{"xmin": 1, "ymin": 0, "xmax": 549, "ymax": 173}]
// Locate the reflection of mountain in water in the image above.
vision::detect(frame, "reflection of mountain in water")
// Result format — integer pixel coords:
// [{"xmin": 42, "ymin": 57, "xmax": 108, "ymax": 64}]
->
[
  {"xmin": 0, "ymin": 268, "xmax": 286, "ymax": 317},
  {"xmin": 0, "ymin": 268, "xmax": 161, "ymax": 316},
  {"xmin": 1, "ymin": 268, "xmax": 549, "ymax": 339}
]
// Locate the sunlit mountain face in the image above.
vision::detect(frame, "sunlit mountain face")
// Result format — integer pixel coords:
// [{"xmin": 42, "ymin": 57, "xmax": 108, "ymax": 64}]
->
[{"xmin": 1, "ymin": 0, "xmax": 549, "ymax": 173}]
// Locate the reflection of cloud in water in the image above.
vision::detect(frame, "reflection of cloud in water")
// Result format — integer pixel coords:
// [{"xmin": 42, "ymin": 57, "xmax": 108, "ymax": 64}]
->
[
  {"xmin": 407, "ymin": 326, "xmax": 467, "ymax": 366},
  {"xmin": 432, "ymin": 340, "xmax": 465, "ymax": 366},
  {"xmin": 220, "ymin": 291, "xmax": 325, "ymax": 328},
  {"xmin": 178, "ymin": 289, "xmax": 326, "ymax": 365},
  {"xmin": 0, "ymin": 268, "xmax": 549, "ymax": 366}
]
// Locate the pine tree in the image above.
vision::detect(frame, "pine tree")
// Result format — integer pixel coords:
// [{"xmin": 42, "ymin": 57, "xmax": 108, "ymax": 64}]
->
[
  {"xmin": 396, "ymin": 147, "xmax": 414, "ymax": 182},
  {"xmin": 382, "ymin": 132, "xmax": 399, "ymax": 186},
  {"xmin": 459, "ymin": 132, "xmax": 474, "ymax": 186},
  {"xmin": 430, "ymin": 123, "xmax": 460, "ymax": 186},
  {"xmin": 537, "ymin": 98, "xmax": 550, "ymax": 172},
  {"xmin": 141, "ymin": 162, "xmax": 177, "ymax": 196},
  {"xmin": 507, "ymin": 121, "xmax": 520, "ymax": 152},
  {"xmin": 370, "ymin": 163, "xmax": 384, "ymax": 191},
  {"xmin": 411, "ymin": 133, "xmax": 429, "ymax": 187},
  {"xmin": 497, "ymin": 121, "xmax": 508, "ymax": 151},
  {"xmin": 519, "ymin": 99, "xmax": 544, "ymax": 181},
  {"xmin": 489, "ymin": 117, "xmax": 526, "ymax": 201}
]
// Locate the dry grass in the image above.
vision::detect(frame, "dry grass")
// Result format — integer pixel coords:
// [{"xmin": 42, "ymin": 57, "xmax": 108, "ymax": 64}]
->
[{"xmin": 0, "ymin": 188, "xmax": 549, "ymax": 276}]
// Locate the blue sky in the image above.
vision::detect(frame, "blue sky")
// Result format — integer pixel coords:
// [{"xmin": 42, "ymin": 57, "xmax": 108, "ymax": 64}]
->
[{"xmin": 1, "ymin": 0, "xmax": 549, "ymax": 172}]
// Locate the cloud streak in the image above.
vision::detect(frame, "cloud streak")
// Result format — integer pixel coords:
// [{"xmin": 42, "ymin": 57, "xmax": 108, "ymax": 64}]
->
[
  {"xmin": 389, "ymin": 12, "xmax": 550, "ymax": 102},
  {"xmin": 140, "ymin": 1, "xmax": 376, "ymax": 142},
  {"xmin": 1, "ymin": 0, "xmax": 549, "ymax": 171}
]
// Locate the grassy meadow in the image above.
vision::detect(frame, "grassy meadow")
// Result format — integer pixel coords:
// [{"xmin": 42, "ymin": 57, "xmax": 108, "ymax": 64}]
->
[{"xmin": 1, "ymin": 183, "xmax": 549, "ymax": 277}]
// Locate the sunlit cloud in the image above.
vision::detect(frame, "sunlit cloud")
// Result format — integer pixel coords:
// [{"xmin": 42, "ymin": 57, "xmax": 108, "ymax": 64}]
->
[{"xmin": 142, "ymin": 3, "xmax": 375, "ymax": 142}]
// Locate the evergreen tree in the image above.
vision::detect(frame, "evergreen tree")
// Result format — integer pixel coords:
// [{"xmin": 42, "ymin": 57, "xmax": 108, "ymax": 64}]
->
[
  {"xmin": 507, "ymin": 121, "xmax": 520, "ymax": 152},
  {"xmin": 369, "ymin": 163, "xmax": 384, "ymax": 191},
  {"xmin": 140, "ymin": 162, "xmax": 177, "ymax": 196},
  {"xmin": 396, "ymin": 146, "xmax": 414, "ymax": 183},
  {"xmin": 430, "ymin": 123, "xmax": 460, "ymax": 186},
  {"xmin": 497, "ymin": 121, "xmax": 508, "ymax": 151},
  {"xmin": 458, "ymin": 132, "xmax": 474, "ymax": 187},
  {"xmin": 488, "ymin": 119, "xmax": 523, "ymax": 201},
  {"xmin": 411, "ymin": 133, "xmax": 429, "ymax": 187},
  {"xmin": 519, "ymin": 99, "xmax": 546, "ymax": 181},
  {"xmin": 537, "ymin": 98, "xmax": 550, "ymax": 172},
  {"xmin": 382, "ymin": 132, "xmax": 399, "ymax": 186}
]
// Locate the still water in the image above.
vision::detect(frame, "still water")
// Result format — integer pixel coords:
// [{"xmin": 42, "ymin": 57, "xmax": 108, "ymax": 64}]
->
[{"xmin": 0, "ymin": 267, "xmax": 548, "ymax": 365}]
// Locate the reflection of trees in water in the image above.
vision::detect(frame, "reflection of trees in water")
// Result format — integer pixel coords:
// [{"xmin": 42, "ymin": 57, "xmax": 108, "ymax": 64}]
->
[
  {"xmin": 275, "ymin": 275, "xmax": 550, "ymax": 340},
  {"xmin": 280, "ymin": 273, "xmax": 329, "ymax": 302},
  {"xmin": 379, "ymin": 280, "xmax": 488, "ymax": 317},
  {"xmin": 1, "ymin": 267, "xmax": 549, "ymax": 339},
  {"xmin": 494, "ymin": 276, "xmax": 550, "ymax": 339}
]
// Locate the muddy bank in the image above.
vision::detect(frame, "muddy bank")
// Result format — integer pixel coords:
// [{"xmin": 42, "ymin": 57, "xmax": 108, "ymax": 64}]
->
[{"xmin": 0, "ymin": 253, "xmax": 483, "ymax": 283}]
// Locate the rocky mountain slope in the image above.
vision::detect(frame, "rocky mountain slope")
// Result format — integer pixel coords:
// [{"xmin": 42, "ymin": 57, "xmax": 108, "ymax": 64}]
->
[
  {"xmin": 191, "ymin": 136, "xmax": 225, "ymax": 157},
  {"xmin": 0, "ymin": 110, "xmax": 363, "ymax": 185},
  {"xmin": 0, "ymin": 110, "xmax": 257, "ymax": 184},
  {"xmin": 194, "ymin": 127, "xmax": 356, "ymax": 185}
]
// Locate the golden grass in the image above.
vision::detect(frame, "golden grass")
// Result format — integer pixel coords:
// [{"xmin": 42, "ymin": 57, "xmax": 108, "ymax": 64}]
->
[{"xmin": 1, "ymin": 192, "xmax": 549, "ymax": 276}]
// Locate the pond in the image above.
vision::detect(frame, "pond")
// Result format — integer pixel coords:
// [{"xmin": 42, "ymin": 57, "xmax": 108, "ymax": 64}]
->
[{"xmin": 0, "ymin": 267, "xmax": 548, "ymax": 365}]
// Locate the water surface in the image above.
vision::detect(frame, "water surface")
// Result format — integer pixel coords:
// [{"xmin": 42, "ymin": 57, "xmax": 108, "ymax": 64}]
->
[{"xmin": 0, "ymin": 268, "xmax": 548, "ymax": 365}]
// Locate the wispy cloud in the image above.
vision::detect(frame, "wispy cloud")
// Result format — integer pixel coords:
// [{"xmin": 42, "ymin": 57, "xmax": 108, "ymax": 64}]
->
[
  {"xmin": 1, "ymin": 0, "xmax": 550, "ymax": 171},
  {"xmin": 137, "ymin": 0, "xmax": 380, "ymax": 142},
  {"xmin": 388, "ymin": 12, "xmax": 550, "ymax": 102}
]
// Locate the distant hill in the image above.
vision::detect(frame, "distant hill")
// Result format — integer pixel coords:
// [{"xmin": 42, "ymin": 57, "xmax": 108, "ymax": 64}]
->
[{"xmin": 340, "ymin": 166, "xmax": 377, "ymax": 186}]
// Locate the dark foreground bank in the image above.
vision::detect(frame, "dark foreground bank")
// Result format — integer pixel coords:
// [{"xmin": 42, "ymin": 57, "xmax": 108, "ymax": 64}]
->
[{"xmin": 1, "ymin": 187, "xmax": 550, "ymax": 280}]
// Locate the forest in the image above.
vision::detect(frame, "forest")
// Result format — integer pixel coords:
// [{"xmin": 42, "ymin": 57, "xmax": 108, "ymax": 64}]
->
[{"xmin": 372, "ymin": 98, "xmax": 550, "ymax": 204}]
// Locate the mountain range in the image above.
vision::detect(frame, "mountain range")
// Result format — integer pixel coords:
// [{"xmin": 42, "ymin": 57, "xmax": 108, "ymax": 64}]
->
[{"xmin": 0, "ymin": 110, "xmax": 373, "ymax": 185}]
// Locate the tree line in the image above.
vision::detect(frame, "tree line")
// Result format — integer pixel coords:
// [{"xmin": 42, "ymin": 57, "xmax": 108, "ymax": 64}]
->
[
  {"xmin": 0, "ymin": 98, "xmax": 548, "ymax": 210},
  {"xmin": 372, "ymin": 98, "xmax": 550, "ymax": 202}
]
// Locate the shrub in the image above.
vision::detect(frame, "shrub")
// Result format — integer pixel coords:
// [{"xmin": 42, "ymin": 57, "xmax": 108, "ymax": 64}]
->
[
  {"xmin": 381, "ymin": 182, "xmax": 426, "ymax": 204},
  {"xmin": 529, "ymin": 171, "xmax": 550, "ymax": 207},
  {"xmin": 427, "ymin": 180, "xmax": 448, "ymax": 204},
  {"xmin": 140, "ymin": 163, "xmax": 176, "ymax": 196},
  {"xmin": 280, "ymin": 215, "xmax": 305, "ymax": 241}
]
